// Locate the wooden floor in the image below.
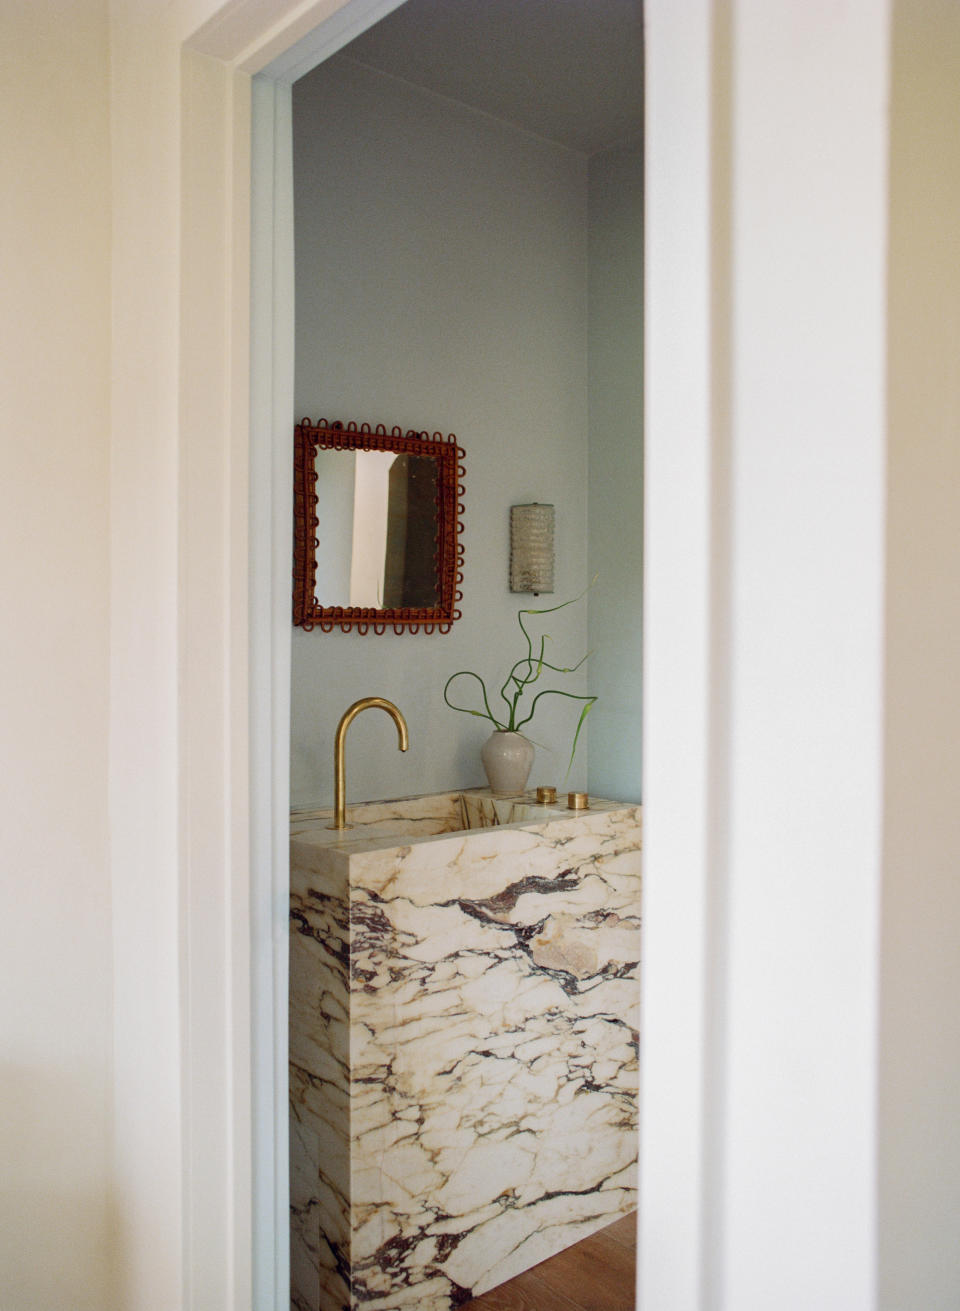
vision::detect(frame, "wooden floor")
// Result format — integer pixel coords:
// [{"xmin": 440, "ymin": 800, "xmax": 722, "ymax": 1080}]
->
[{"xmin": 462, "ymin": 1213, "xmax": 636, "ymax": 1311}]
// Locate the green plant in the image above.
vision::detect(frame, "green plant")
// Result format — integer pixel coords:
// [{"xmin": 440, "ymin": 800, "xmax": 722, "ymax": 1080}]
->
[{"xmin": 443, "ymin": 590, "xmax": 597, "ymax": 774}]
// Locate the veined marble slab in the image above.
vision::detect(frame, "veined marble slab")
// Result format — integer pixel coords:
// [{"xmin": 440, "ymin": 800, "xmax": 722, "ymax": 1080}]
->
[{"xmin": 290, "ymin": 788, "xmax": 642, "ymax": 1311}]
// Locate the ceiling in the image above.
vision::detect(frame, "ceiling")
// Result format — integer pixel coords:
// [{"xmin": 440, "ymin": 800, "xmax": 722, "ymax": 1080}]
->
[{"xmin": 338, "ymin": 0, "xmax": 644, "ymax": 156}]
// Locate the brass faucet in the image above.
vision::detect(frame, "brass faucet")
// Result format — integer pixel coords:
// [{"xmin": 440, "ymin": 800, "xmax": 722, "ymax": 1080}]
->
[{"xmin": 329, "ymin": 697, "xmax": 409, "ymax": 830}]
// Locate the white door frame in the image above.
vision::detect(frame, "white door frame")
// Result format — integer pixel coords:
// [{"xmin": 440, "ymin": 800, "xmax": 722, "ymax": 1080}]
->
[
  {"xmin": 180, "ymin": 4, "xmax": 436, "ymax": 1308},
  {"xmin": 114, "ymin": 2, "xmax": 708, "ymax": 1308}
]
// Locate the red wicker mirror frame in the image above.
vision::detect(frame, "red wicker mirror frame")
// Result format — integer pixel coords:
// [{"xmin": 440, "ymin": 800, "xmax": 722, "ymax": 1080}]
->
[{"xmin": 293, "ymin": 418, "xmax": 465, "ymax": 634}]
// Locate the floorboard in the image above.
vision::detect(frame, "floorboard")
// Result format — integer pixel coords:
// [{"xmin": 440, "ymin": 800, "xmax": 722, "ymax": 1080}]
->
[{"xmin": 463, "ymin": 1213, "xmax": 637, "ymax": 1311}]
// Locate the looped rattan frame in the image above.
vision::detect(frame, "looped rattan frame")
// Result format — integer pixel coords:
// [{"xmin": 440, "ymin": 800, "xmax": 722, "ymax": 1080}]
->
[{"xmin": 293, "ymin": 418, "xmax": 465, "ymax": 634}]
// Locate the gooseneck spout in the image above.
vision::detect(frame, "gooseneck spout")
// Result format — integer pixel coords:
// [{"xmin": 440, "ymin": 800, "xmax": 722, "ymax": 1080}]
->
[{"xmin": 330, "ymin": 697, "xmax": 409, "ymax": 830}]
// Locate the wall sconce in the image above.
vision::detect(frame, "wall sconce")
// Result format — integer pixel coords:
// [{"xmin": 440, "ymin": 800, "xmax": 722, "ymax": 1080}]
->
[{"xmin": 510, "ymin": 503, "xmax": 554, "ymax": 595}]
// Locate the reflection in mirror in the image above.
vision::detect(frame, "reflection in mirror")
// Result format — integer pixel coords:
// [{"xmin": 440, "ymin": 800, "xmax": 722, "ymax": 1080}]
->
[
  {"xmin": 293, "ymin": 419, "xmax": 464, "ymax": 634},
  {"xmin": 315, "ymin": 452, "xmax": 440, "ymax": 610}
]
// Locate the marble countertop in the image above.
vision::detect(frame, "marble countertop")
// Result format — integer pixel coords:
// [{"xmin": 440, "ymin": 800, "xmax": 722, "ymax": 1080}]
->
[{"xmin": 290, "ymin": 787, "xmax": 641, "ymax": 858}]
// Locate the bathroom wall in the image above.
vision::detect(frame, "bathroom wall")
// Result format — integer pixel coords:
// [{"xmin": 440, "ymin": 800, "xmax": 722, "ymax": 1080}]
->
[
  {"xmin": 587, "ymin": 142, "xmax": 644, "ymax": 803},
  {"xmin": 291, "ymin": 57, "xmax": 592, "ymax": 807}
]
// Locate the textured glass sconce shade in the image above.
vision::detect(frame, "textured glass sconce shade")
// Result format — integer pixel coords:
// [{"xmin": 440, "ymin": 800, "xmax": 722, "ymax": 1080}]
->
[{"xmin": 510, "ymin": 503, "xmax": 555, "ymax": 594}]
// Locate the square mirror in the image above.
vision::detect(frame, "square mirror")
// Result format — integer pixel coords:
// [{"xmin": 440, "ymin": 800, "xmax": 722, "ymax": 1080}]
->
[{"xmin": 293, "ymin": 418, "xmax": 465, "ymax": 634}]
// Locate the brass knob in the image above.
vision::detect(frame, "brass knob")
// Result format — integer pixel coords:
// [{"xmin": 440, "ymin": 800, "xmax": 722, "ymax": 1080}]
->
[
  {"xmin": 567, "ymin": 791, "xmax": 589, "ymax": 810},
  {"xmin": 536, "ymin": 786, "xmax": 557, "ymax": 804}
]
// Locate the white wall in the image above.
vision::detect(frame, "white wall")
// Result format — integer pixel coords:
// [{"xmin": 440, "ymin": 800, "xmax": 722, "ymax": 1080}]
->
[
  {"xmin": 291, "ymin": 56, "xmax": 591, "ymax": 807},
  {"xmin": 0, "ymin": 4, "xmax": 113, "ymax": 1308},
  {"xmin": 587, "ymin": 141, "xmax": 644, "ymax": 803},
  {"xmin": 879, "ymin": 2, "xmax": 960, "ymax": 1305}
]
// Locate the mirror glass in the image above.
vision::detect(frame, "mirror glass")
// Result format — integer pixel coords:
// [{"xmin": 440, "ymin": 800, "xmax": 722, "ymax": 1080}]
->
[
  {"xmin": 293, "ymin": 419, "xmax": 464, "ymax": 634},
  {"xmin": 314, "ymin": 450, "xmax": 440, "ymax": 610}
]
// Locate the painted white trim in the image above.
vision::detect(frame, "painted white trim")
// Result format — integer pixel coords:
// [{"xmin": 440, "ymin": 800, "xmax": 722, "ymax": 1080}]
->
[
  {"xmin": 640, "ymin": 2, "xmax": 719, "ymax": 1307},
  {"xmin": 178, "ymin": 47, "xmax": 255, "ymax": 1311},
  {"xmin": 641, "ymin": 4, "xmax": 890, "ymax": 1308},
  {"xmin": 188, "ymin": 0, "xmax": 409, "ymax": 75},
  {"xmin": 256, "ymin": 0, "xmax": 409, "ymax": 83},
  {"xmin": 249, "ymin": 72, "xmax": 294, "ymax": 1311}
]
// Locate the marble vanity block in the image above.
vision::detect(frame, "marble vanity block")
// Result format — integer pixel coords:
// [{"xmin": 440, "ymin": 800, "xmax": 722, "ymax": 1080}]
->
[{"xmin": 290, "ymin": 789, "xmax": 642, "ymax": 1311}]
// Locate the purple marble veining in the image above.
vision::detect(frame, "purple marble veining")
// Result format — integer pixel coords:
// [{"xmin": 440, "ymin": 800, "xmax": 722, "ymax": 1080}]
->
[{"xmin": 290, "ymin": 789, "xmax": 642, "ymax": 1311}]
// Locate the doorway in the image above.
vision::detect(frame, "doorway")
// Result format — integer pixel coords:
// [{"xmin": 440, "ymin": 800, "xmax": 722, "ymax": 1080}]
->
[
  {"xmin": 114, "ymin": 0, "xmax": 728, "ymax": 1305},
  {"xmin": 279, "ymin": 2, "xmax": 643, "ymax": 1306}
]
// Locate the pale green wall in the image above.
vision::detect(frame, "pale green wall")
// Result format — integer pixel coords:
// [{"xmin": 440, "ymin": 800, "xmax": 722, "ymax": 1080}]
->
[
  {"xmin": 587, "ymin": 142, "xmax": 644, "ymax": 802},
  {"xmin": 291, "ymin": 57, "xmax": 592, "ymax": 806}
]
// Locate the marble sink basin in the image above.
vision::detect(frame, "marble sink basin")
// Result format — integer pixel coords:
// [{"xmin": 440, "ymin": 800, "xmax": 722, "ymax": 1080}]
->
[
  {"xmin": 289, "ymin": 787, "xmax": 614, "ymax": 846},
  {"xmin": 290, "ymin": 787, "xmax": 642, "ymax": 1311}
]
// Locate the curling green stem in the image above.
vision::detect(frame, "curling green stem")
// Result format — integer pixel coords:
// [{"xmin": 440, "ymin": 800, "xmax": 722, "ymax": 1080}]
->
[
  {"xmin": 443, "ymin": 670, "xmax": 504, "ymax": 729},
  {"xmin": 443, "ymin": 582, "xmax": 598, "ymax": 770}
]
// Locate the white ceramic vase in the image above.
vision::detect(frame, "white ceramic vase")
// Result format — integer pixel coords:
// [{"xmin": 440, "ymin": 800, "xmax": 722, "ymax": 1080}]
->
[{"xmin": 480, "ymin": 730, "xmax": 535, "ymax": 795}]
